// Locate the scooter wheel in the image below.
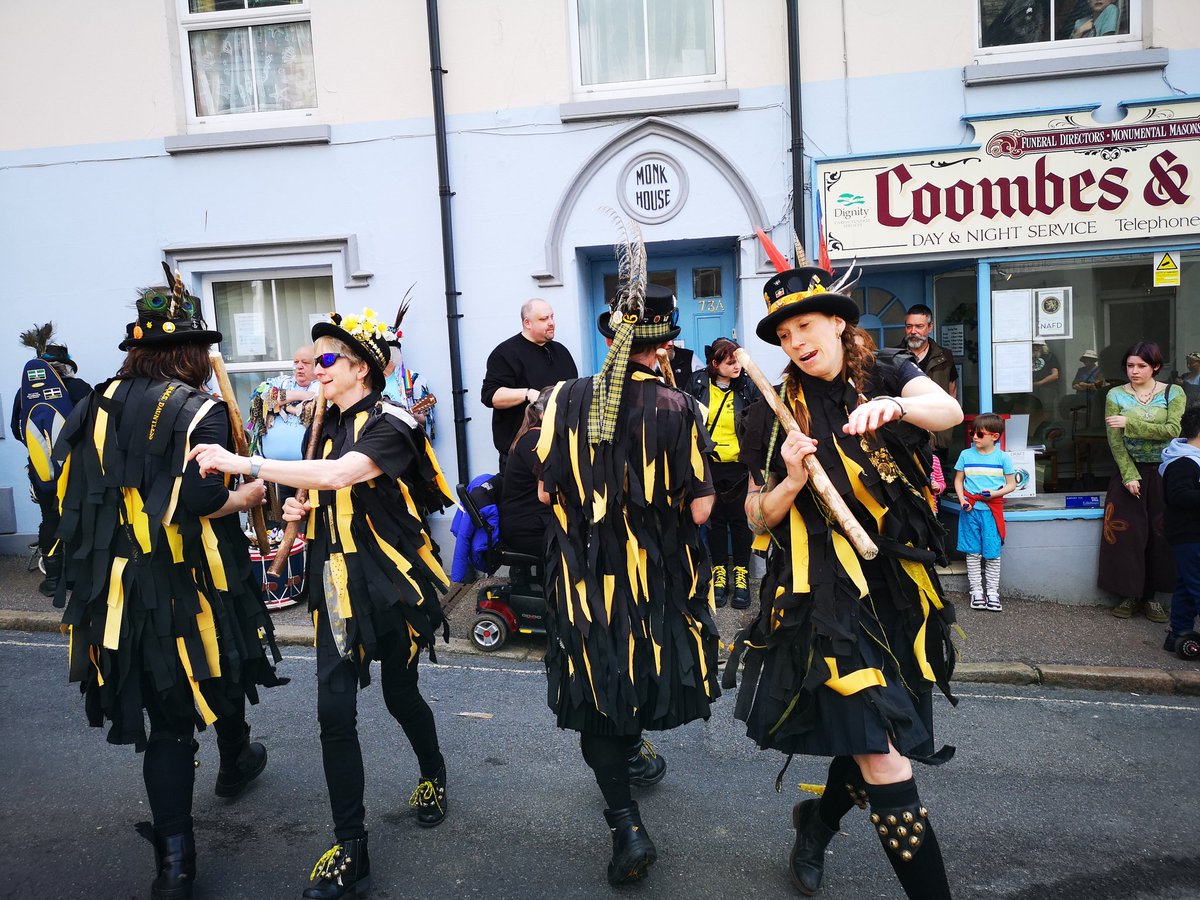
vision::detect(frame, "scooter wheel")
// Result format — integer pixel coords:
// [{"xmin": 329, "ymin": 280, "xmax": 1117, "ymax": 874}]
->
[
  {"xmin": 1177, "ymin": 631, "xmax": 1200, "ymax": 661},
  {"xmin": 472, "ymin": 613, "xmax": 508, "ymax": 652}
]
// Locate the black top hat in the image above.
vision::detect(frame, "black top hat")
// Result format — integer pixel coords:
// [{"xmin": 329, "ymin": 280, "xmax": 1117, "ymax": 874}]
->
[
  {"xmin": 120, "ymin": 263, "xmax": 222, "ymax": 351},
  {"xmin": 755, "ymin": 267, "xmax": 859, "ymax": 345},
  {"xmin": 311, "ymin": 309, "xmax": 393, "ymax": 391},
  {"xmin": 41, "ymin": 344, "xmax": 78, "ymax": 375},
  {"xmin": 597, "ymin": 283, "xmax": 682, "ymax": 346}
]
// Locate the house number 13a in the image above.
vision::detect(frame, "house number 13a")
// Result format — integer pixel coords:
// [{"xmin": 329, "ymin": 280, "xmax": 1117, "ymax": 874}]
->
[{"xmin": 697, "ymin": 298, "xmax": 725, "ymax": 312}]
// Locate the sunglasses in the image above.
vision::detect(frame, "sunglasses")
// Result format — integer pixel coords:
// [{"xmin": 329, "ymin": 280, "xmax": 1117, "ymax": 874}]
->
[
  {"xmin": 972, "ymin": 430, "xmax": 999, "ymax": 438},
  {"xmin": 314, "ymin": 352, "xmax": 351, "ymax": 368}
]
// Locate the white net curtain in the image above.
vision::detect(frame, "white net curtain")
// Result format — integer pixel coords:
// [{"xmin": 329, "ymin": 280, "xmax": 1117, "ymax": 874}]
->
[{"xmin": 578, "ymin": 0, "xmax": 715, "ymax": 86}]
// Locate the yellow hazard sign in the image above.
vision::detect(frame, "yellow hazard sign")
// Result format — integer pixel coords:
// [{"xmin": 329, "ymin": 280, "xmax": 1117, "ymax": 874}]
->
[{"xmin": 1153, "ymin": 251, "xmax": 1180, "ymax": 287}]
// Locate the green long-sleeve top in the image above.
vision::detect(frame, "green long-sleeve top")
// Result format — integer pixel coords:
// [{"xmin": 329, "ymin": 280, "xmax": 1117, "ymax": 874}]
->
[{"xmin": 1105, "ymin": 383, "xmax": 1185, "ymax": 483}]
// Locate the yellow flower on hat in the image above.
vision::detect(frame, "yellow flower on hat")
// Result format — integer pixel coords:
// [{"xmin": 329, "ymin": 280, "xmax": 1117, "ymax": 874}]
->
[{"xmin": 342, "ymin": 314, "xmax": 362, "ymax": 334}]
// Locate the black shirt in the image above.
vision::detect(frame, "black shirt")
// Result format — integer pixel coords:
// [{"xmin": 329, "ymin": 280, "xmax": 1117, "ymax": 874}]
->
[{"xmin": 481, "ymin": 333, "xmax": 577, "ymax": 453}]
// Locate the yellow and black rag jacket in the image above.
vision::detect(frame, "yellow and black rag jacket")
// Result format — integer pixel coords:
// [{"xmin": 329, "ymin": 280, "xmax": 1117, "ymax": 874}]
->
[
  {"xmin": 303, "ymin": 393, "xmax": 454, "ymax": 685},
  {"xmin": 53, "ymin": 377, "xmax": 284, "ymax": 749},
  {"xmin": 536, "ymin": 366, "xmax": 722, "ymax": 735}
]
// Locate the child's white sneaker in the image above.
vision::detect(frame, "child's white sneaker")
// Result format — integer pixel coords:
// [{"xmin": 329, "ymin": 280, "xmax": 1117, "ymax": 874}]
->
[
  {"xmin": 986, "ymin": 595, "xmax": 1003, "ymax": 611},
  {"xmin": 970, "ymin": 593, "xmax": 986, "ymax": 610}
]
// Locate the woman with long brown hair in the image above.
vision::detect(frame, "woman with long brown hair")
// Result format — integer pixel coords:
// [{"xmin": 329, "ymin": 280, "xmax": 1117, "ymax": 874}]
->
[
  {"xmin": 726, "ymin": 252, "xmax": 962, "ymax": 899},
  {"xmin": 1100, "ymin": 341, "xmax": 1184, "ymax": 620}
]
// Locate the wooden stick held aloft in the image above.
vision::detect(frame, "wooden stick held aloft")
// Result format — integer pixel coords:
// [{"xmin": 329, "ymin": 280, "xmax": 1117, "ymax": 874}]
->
[
  {"xmin": 655, "ymin": 348, "xmax": 677, "ymax": 388},
  {"xmin": 209, "ymin": 351, "xmax": 274, "ymax": 558},
  {"xmin": 733, "ymin": 348, "xmax": 879, "ymax": 560},
  {"xmin": 269, "ymin": 387, "xmax": 327, "ymax": 577}
]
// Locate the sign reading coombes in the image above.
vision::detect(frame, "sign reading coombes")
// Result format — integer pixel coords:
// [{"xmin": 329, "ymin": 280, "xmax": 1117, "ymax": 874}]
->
[{"xmin": 815, "ymin": 98, "xmax": 1200, "ymax": 261}]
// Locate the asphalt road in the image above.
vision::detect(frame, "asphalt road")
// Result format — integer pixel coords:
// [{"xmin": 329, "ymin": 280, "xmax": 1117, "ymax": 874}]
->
[{"xmin": 4, "ymin": 631, "xmax": 1199, "ymax": 900}]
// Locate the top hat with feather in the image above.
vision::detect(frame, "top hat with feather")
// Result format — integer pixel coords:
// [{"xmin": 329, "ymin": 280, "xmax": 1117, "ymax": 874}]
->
[
  {"xmin": 120, "ymin": 262, "xmax": 222, "ymax": 350},
  {"xmin": 20, "ymin": 323, "xmax": 78, "ymax": 374},
  {"xmin": 754, "ymin": 229, "xmax": 859, "ymax": 345},
  {"xmin": 311, "ymin": 308, "xmax": 394, "ymax": 391}
]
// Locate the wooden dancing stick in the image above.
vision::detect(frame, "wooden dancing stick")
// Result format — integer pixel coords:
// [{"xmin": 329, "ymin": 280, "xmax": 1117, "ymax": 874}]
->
[
  {"xmin": 209, "ymin": 351, "xmax": 274, "ymax": 559},
  {"xmin": 269, "ymin": 386, "xmax": 327, "ymax": 577},
  {"xmin": 733, "ymin": 348, "xmax": 879, "ymax": 560},
  {"xmin": 655, "ymin": 348, "xmax": 677, "ymax": 387}
]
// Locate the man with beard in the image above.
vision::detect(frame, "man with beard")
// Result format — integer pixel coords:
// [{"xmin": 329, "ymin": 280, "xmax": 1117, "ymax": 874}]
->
[
  {"xmin": 897, "ymin": 304, "xmax": 958, "ymax": 470},
  {"xmin": 481, "ymin": 298, "xmax": 577, "ymax": 472}
]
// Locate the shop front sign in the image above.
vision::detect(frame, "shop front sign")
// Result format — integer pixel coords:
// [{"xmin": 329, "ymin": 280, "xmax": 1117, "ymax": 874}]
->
[
  {"xmin": 619, "ymin": 151, "xmax": 688, "ymax": 224},
  {"xmin": 815, "ymin": 98, "xmax": 1200, "ymax": 261}
]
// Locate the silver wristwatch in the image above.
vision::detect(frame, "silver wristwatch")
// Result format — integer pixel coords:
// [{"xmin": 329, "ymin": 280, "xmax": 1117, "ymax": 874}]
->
[{"xmin": 249, "ymin": 455, "xmax": 265, "ymax": 479}]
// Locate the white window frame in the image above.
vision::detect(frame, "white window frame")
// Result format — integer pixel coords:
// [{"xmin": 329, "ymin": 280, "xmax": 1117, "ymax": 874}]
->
[
  {"xmin": 202, "ymin": 265, "xmax": 335, "ymax": 382},
  {"xmin": 177, "ymin": 0, "xmax": 317, "ymax": 133},
  {"xmin": 974, "ymin": 0, "xmax": 1143, "ymax": 62},
  {"xmin": 566, "ymin": 0, "xmax": 726, "ymax": 100}
]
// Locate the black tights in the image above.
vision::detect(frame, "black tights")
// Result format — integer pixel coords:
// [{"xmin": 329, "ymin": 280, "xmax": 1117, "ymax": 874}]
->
[
  {"xmin": 817, "ymin": 755, "xmax": 865, "ymax": 830},
  {"xmin": 143, "ymin": 701, "xmax": 248, "ymax": 835},
  {"xmin": 317, "ymin": 628, "xmax": 444, "ymax": 841},
  {"xmin": 580, "ymin": 732, "xmax": 640, "ymax": 810}
]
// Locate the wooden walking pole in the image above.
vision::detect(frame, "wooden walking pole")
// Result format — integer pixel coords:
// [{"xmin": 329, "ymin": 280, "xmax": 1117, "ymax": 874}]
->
[
  {"xmin": 209, "ymin": 350, "xmax": 274, "ymax": 559},
  {"xmin": 655, "ymin": 348, "xmax": 677, "ymax": 387},
  {"xmin": 733, "ymin": 348, "xmax": 878, "ymax": 560},
  {"xmin": 268, "ymin": 387, "xmax": 327, "ymax": 577}
]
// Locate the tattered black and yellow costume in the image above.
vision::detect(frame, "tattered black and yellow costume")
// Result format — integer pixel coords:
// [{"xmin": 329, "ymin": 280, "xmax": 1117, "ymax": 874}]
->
[
  {"xmin": 728, "ymin": 354, "xmax": 957, "ymax": 762},
  {"xmin": 54, "ymin": 377, "xmax": 284, "ymax": 748},
  {"xmin": 537, "ymin": 365, "xmax": 721, "ymax": 735},
  {"xmin": 304, "ymin": 393, "xmax": 453, "ymax": 681}
]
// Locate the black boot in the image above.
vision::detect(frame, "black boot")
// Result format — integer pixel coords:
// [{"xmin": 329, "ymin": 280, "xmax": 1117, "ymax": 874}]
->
[
  {"xmin": 603, "ymin": 802, "xmax": 657, "ymax": 885},
  {"xmin": 789, "ymin": 798, "xmax": 838, "ymax": 896},
  {"xmin": 136, "ymin": 820, "xmax": 196, "ymax": 900},
  {"xmin": 215, "ymin": 723, "xmax": 268, "ymax": 798},
  {"xmin": 303, "ymin": 836, "xmax": 371, "ymax": 899},
  {"xmin": 37, "ymin": 551, "xmax": 62, "ymax": 598},
  {"xmin": 628, "ymin": 738, "xmax": 667, "ymax": 787},
  {"xmin": 868, "ymin": 779, "xmax": 952, "ymax": 900},
  {"xmin": 409, "ymin": 765, "xmax": 447, "ymax": 828}
]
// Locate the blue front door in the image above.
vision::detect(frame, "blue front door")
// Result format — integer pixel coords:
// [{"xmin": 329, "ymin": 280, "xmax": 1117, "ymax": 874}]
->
[{"xmin": 589, "ymin": 251, "xmax": 737, "ymax": 373}]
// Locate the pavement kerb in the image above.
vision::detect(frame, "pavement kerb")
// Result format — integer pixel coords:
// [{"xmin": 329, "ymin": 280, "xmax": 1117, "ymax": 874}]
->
[{"xmin": 4, "ymin": 609, "xmax": 1195, "ymax": 695}]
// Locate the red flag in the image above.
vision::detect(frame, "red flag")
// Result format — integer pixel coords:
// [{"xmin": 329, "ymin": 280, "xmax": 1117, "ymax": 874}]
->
[{"xmin": 815, "ymin": 191, "xmax": 832, "ymax": 271}]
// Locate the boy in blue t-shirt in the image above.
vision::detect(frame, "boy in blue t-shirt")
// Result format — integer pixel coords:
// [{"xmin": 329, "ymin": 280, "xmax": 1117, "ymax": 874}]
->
[{"xmin": 954, "ymin": 413, "xmax": 1018, "ymax": 611}]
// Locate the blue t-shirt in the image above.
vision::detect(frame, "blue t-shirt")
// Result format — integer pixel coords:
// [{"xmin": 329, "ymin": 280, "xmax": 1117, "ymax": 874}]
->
[{"xmin": 955, "ymin": 445, "xmax": 1014, "ymax": 495}]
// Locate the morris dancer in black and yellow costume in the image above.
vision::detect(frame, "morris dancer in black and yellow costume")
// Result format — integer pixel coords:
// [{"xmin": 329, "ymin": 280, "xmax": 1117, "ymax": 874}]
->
[
  {"xmin": 725, "ymin": 235, "xmax": 962, "ymax": 898},
  {"xmin": 192, "ymin": 307, "xmax": 454, "ymax": 900},
  {"xmin": 536, "ymin": 218, "xmax": 721, "ymax": 887},
  {"xmin": 53, "ymin": 270, "xmax": 285, "ymax": 900}
]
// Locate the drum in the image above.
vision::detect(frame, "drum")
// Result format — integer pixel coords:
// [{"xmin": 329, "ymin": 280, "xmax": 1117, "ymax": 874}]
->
[{"xmin": 249, "ymin": 535, "xmax": 307, "ymax": 611}]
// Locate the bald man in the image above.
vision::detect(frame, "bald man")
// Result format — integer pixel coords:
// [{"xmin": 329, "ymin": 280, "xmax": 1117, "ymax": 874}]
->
[{"xmin": 481, "ymin": 299, "xmax": 577, "ymax": 470}]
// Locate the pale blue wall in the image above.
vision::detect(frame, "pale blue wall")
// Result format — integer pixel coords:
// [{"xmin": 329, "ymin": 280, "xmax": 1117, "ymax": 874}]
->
[{"xmin": 4, "ymin": 47, "xmax": 1199, "ymax": 544}]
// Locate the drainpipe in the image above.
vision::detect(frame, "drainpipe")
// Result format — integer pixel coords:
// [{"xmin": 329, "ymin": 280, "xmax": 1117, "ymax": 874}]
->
[
  {"xmin": 786, "ymin": 0, "xmax": 806, "ymax": 249},
  {"xmin": 426, "ymin": 0, "xmax": 470, "ymax": 486}
]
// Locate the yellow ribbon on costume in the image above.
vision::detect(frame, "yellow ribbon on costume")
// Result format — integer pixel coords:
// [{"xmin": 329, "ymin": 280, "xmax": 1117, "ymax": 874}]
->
[{"xmin": 823, "ymin": 657, "xmax": 887, "ymax": 696}]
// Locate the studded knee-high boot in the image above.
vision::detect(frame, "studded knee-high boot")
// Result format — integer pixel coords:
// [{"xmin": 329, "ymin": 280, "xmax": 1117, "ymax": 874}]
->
[{"xmin": 867, "ymin": 779, "xmax": 952, "ymax": 900}]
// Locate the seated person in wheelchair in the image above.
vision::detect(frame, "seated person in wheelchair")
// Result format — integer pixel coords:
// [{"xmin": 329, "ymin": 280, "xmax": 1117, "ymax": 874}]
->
[{"xmin": 500, "ymin": 387, "xmax": 553, "ymax": 558}]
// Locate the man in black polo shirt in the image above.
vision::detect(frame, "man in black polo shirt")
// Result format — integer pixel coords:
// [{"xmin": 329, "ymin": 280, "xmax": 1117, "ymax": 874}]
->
[{"xmin": 481, "ymin": 298, "xmax": 578, "ymax": 471}]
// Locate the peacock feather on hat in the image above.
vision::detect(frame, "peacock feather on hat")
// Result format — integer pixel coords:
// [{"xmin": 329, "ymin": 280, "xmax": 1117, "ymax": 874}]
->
[{"xmin": 19, "ymin": 322, "xmax": 55, "ymax": 356}]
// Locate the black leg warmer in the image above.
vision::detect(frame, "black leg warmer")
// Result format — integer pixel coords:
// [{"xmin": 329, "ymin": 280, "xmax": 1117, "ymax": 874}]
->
[{"xmin": 868, "ymin": 778, "xmax": 952, "ymax": 900}]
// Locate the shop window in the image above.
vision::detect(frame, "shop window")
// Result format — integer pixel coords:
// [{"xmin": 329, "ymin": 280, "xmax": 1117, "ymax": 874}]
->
[
  {"xmin": 210, "ymin": 272, "xmax": 333, "ymax": 405},
  {"xmin": 977, "ymin": 0, "xmax": 1139, "ymax": 55},
  {"xmin": 571, "ymin": 0, "xmax": 724, "ymax": 96},
  {"xmin": 986, "ymin": 250, "xmax": 1195, "ymax": 493},
  {"xmin": 179, "ymin": 0, "xmax": 317, "ymax": 128}
]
